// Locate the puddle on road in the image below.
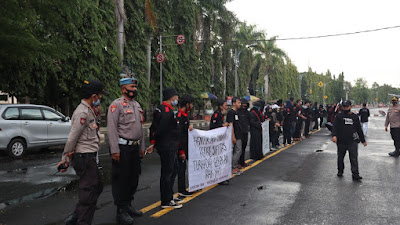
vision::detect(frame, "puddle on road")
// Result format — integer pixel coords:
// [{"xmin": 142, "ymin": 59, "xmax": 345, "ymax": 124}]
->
[{"xmin": 0, "ymin": 187, "xmax": 60, "ymax": 210}]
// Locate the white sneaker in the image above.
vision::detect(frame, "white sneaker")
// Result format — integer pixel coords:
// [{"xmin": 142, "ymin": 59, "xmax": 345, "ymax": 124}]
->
[
  {"xmin": 173, "ymin": 196, "xmax": 185, "ymax": 204},
  {"xmin": 161, "ymin": 200, "xmax": 183, "ymax": 209}
]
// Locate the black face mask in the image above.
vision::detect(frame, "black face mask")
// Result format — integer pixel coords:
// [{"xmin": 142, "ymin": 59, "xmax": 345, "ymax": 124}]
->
[
  {"xmin": 125, "ymin": 89, "xmax": 137, "ymax": 99},
  {"xmin": 393, "ymin": 102, "xmax": 398, "ymax": 106}
]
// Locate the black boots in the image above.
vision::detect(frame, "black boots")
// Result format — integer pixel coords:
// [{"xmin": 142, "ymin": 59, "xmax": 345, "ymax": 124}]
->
[
  {"xmin": 64, "ymin": 212, "xmax": 78, "ymax": 225},
  {"xmin": 117, "ymin": 208, "xmax": 135, "ymax": 225},
  {"xmin": 125, "ymin": 205, "xmax": 143, "ymax": 217},
  {"xmin": 389, "ymin": 148, "xmax": 400, "ymax": 157}
]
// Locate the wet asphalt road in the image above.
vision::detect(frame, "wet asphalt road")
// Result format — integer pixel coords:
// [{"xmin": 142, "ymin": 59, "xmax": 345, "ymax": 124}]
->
[{"xmin": 1, "ymin": 108, "xmax": 400, "ymax": 225}]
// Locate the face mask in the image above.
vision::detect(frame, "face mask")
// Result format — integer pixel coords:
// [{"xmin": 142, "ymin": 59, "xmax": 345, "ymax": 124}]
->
[
  {"xmin": 393, "ymin": 102, "xmax": 398, "ymax": 106},
  {"xmin": 125, "ymin": 89, "xmax": 137, "ymax": 99},
  {"xmin": 93, "ymin": 95, "xmax": 100, "ymax": 107},
  {"xmin": 303, "ymin": 105, "xmax": 308, "ymax": 109},
  {"xmin": 172, "ymin": 99, "xmax": 178, "ymax": 106}
]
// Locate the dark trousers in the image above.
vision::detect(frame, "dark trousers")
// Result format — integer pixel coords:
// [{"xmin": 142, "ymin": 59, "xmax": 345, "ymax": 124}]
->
[
  {"xmin": 283, "ymin": 123, "xmax": 292, "ymax": 144},
  {"xmin": 72, "ymin": 153, "xmax": 103, "ymax": 225},
  {"xmin": 320, "ymin": 116, "xmax": 324, "ymax": 127},
  {"xmin": 294, "ymin": 119, "xmax": 303, "ymax": 138},
  {"xmin": 271, "ymin": 130, "xmax": 280, "ymax": 147},
  {"xmin": 337, "ymin": 142, "xmax": 359, "ymax": 175},
  {"xmin": 290, "ymin": 121, "xmax": 296, "ymax": 138},
  {"xmin": 112, "ymin": 145, "xmax": 141, "ymax": 208},
  {"xmin": 304, "ymin": 119, "xmax": 311, "ymax": 137},
  {"xmin": 313, "ymin": 118, "xmax": 319, "ymax": 129},
  {"xmin": 177, "ymin": 157, "xmax": 187, "ymax": 193},
  {"xmin": 391, "ymin": 128, "xmax": 400, "ymax": 150},
  {"xmin": 239, "ymin": 132, "xmax": 249, "ymax": 166},
  {"xmin": 158, "ymin": 150, "xmax": 178, "ymax": 204}
]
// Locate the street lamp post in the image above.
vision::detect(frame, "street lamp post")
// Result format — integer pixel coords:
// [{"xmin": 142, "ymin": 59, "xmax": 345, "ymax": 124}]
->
[{"xmin": 234, "ymin": 45, "xmax": 255, "ymax": 97}]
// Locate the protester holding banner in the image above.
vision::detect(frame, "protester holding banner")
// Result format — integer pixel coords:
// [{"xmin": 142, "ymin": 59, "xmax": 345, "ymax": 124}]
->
[
  {"xmin": 226, "ymin": 97, "xmax": 243, "ymax": 175},
  {"xmin": 210, "ymin": 99, "xmax": 228, "ymax": 130},
  {"xmin": 249, "ymin": 101, "xmax": 263, "ymax": 160},
  {"xmin": 176, "ymin": 94, "xmax": 195, "ymax": 197}
]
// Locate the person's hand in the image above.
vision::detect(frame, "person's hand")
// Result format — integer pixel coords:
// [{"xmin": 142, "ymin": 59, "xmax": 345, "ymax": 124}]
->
[
  {"xmin": 146, "ymin": 145, "xmax": 154, "ymax": 154},
  {"xmin": 362, "ymin": 142, "xmax": 367, "ymax": 147},
  {"xmin": 385, "ymin": 126, "xmax": 388, "ymax": 132},
  {"xmin": 189, "ymin": 125, "xmax": 194, "ymax": 131},
  {"xmin": 232, "ymin": 137, "xmax": 237, "ymax": 145},
  {"xmin": 111, "ymin": 153, "xmax": 120, "ymax": 162},
  {"xmin": 179, "ymin": 153, "xmax": 186, "ymax": 161},
  {"xmin": 140, "ymin": 150, "xmax": 145, "ymax": 158},
  {"xmin": 332, "ymin": 136, "xmax": 337, "ymax": 143},
  {"xmin": 223, "ymin": 122, "xmax": 229, "ymax": 127},
  {"xmin": 56, "ymin": 161, "xmax": 69, "ymax": 173}
]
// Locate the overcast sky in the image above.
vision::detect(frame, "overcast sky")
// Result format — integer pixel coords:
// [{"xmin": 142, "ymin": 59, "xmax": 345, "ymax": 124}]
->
[{"xmin": 226, "ymin": 0, "xmax": 400, "ymax": 87}]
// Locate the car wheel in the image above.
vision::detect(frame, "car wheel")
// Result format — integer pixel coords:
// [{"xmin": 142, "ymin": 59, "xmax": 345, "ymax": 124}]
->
[{"xmin": 8, "ymin": 138, "xmax": 26, "ymax": 159}]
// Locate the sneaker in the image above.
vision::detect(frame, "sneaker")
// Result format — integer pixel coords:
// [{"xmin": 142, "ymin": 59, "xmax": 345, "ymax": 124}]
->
[
  {"xmin": 233, "ymin": 169, "xmax": 243, "ymax": 175},
  {"xmin": 173, "ymin": 196, "xmax": 185, "ymax": 204},
  {"xmin": 352, "ymin": 174, "xmax": 363, "ymax": 181},
  {"xmin": 388, "ymin": 151, "xmax": 400, "ymax": 157},
  {"xmin": 219, "ymin": 180, "xmax": 230, "ymax": 185},
  {"xmin": 161, "ymin": 200, "xmax": 183, "ymax": 209},
  {"xmin": 337, "ymin": 172, "xmax": 343, "ymax": 177},
  {"xmin": 178, "ymin": 191, "xmax": 193, "ymax": 197}
]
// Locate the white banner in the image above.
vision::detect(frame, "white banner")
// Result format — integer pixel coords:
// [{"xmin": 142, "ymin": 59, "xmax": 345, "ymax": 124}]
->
[
  {"xmin": 262, "ymin": 121, "xmax": 270, "ymax": 155},
  {"xmin": 188, "ymin": 127, "xmax": 232, "ymax": 192}
]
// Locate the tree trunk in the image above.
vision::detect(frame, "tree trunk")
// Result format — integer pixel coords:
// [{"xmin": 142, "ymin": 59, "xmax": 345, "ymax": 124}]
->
[
  {"xmin": 264, "ymin": 66, "xmax": 269, "ymax": 102},
  {"xmin": 146, "ymin": 33, "xmax": 152, "ymax": 108},
  {"xmin": 223, "ymin": 64, "xmax": 227, "ymax": 98}
]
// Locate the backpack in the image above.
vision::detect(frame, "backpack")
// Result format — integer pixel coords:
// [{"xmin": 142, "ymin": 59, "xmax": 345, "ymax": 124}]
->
[{"xmin": 149, "ymin": 107, "xmax": 162, "ymax": 142}]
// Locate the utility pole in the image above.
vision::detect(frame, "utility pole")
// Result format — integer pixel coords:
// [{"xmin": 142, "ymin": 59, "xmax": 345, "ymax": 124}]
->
[
  {"xmin": 234, "ymin": 48, "xmax": 238, "ymax": 96},
  {"xmin": 299, "ymin": 74, "xmax": 303, "ymax": 99}
]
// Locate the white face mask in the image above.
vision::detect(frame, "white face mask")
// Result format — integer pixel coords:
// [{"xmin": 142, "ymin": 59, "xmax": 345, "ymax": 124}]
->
[{"xmin": 172, "ymin": 99, "xmax": 178, "ymax": 106}]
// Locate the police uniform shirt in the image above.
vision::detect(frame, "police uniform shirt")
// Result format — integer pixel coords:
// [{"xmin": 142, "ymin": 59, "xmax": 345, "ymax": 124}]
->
[
  {"xmin": 107, "ymin": 96, "xmax": 145, "ymax": 154},
  {"xmin": 385, "ymin": 105, "xmax": 400, "ymax": 128},
  {"xmin": 62, "ymin": 100, "xmax": 100, "ymax": 161}
]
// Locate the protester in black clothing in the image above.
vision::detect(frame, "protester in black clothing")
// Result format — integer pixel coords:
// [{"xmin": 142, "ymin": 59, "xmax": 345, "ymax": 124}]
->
[
  {"xmin": 249, "ymin": 101, "xmax": 263, "ymax": 160},
  {"xmin": 332, "ymin": 100, "xmax": 367, "ymax": 181},
  {"xmin": 293, "ymin": 100, "xmax": 306, "ymax": 141},
  {"xmin": 319, "ymin": 104, "xmax": 327, "ymax": 128},
  {"xmin": 302, "ymin": 100, "xmax": 312, "ymax": 138},
  {"xmin": 312, "ymin": 102, "xmax": 319, "ymax": 130},
  {"xmin": 226, "ymin": 97, "xmax": 243, "ymax": 175},
  {"xmin": 238, "ymin": 98, "xmax": 251, "ymax": 167},
  {"xmin": 270, "ymin": 106, "xmax": 281, "ymax": 150},
  {"xmin": 150, "ymin": 87, "xmax": 182, "ymax": 209},
  {"xmin": 283, "ymin": 100, "xmax": 293, "ymax": 145},
  {"xmin": 358, "ymin": 103, "xmax": 370, "ymax": 136},
  {"xmin": 176, "ymin": 94, "xmax": 195, "ymax": 198},
  {"xmin": 209, "ymin": 99, "xmax": 228, "ymax": 130}
]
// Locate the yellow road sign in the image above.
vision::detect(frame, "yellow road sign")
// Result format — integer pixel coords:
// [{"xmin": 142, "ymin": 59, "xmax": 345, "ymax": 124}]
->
[
  {"xmin": 324, "ymin": 95, "xmax": 328, "ymax": 99},
  {"xmin": 309, "ymin": 89, "xmax": 312, "ymax": 94},
  {"xmin": 375, "ymin": 98, "xmax": 378, "ymax": 101},
  {"xmin": 318, "ymin": 81, "xmax": 324, "ymax": 87}
]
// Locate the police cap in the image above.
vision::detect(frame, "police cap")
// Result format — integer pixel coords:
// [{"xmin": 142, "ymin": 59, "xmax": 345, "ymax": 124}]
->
[
  {"xmin": 81, "ymin": 79, "xmax": 109, "ymax": 99},
  {"xmin": 120, "ymin": 77, "xmax": 138, "ymax": 86}
]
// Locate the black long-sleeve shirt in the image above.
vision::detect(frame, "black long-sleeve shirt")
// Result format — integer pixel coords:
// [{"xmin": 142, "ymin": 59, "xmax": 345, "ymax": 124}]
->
[
  {"xmin": 177, "ymin": 109, "xmax": 189, "ymax": 156},
  {"xmin": 210, "ymin": 109, "xmax": 224, "ymax": 130},
  {"xmin": 358, "ymin": 108, "xmax": 370, "ymax": 123},
  {"xmin": 238, "ymin": 108, "xmax": 251, "ymax": 133},
  {"xmin": 150, "ymin": 102, "xmax": 179, "ymax": 151},
  {"xmin": 332, "ymin": 112, "xmax": 365, "ymax": 145}
]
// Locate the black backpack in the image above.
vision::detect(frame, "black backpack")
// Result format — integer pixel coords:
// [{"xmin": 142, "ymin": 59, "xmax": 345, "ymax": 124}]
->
[{"xmin": 149, "ymin": 106, "xmax": 162, "ymax": 142}]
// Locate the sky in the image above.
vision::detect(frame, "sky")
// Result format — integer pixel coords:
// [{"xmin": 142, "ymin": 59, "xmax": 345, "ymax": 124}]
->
[{"xmin": 226, "ymin": 0, "xmax": 400, "ymax": 87}]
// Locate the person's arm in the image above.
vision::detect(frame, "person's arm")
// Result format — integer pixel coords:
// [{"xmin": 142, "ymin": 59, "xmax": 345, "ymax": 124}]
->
[
  {"xmin": 107, "ymin": 103, "xmax": 121, "ymax": 155},
  {"xmin": 62, "ymin": 112, "xmax": 87, "ymax": 161},
  {"xmin": 332, "ymin": 115, "xmax": 339, "ymax": 143},
  {"xmin": 385, "ymin": 109, "xmax": 390, "ymax": 131},
  {"xmin": 354, "ymin": 115, "xmax": 366, "ymax": 144},
  {"xmin": 367, "ymin": 109, "xmax": 370, "ymax": 117},
  {"xmin": 226, "ymin": 110, "xmax": 236, "ymax": 144}
]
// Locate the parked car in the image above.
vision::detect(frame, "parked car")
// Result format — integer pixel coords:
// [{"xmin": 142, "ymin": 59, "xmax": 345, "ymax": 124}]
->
[{"xmin": 0, "ymin": 104, "xmax": 71, "ymax": 158}]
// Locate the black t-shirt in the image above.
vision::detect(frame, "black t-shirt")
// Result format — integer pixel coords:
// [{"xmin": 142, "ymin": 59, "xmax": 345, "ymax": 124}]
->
[
  {"xmin": 332, "ymin": 112, "xmax": 365, "ymax": 144},
  {"xmin": 210, "ymin": 110, "xmax": 224, "ymax": 130},
  {"xmin": 227, "ymin": 109, "xmax": 242, "ymax": 140},
  {"xmin": 358, "ymin": 108, "xmax": 370, "ymax": 122}
]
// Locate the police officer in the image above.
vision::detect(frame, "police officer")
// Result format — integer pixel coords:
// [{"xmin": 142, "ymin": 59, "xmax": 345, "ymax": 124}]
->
[
  {"xmin": 385, "ymin": 97, "xmax": 400, "ymax": 157},
  {"xmin": 58, "ymin": 80, "xmax": 107, "ymax": 225},
  {"xmin": 107, "ymin": 77, "xmax": 151, "ymax": 224},
  {"xmin": 148, "ymin": 87, "xmax": 182, "ymax": 209},
  {"xmin": 332, "ymin": 100, "xmax": 367, "ymax": 181}
]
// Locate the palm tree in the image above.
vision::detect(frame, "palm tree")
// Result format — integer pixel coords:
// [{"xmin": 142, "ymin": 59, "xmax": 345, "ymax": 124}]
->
[{"xmin": 254, "ymin": 37, "xmax": 287, "ymax": 101}]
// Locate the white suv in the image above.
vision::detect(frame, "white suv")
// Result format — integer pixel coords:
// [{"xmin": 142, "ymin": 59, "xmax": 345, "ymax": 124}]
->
[{"xmin": 0, "ymin": 104, "xmax": 71, "ymax": 158}]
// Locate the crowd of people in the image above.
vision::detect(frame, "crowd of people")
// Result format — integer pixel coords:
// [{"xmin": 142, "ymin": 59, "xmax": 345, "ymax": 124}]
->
[{"xmin": 56, "ymin": 76, "xmax": 400, "ymax": 225}]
